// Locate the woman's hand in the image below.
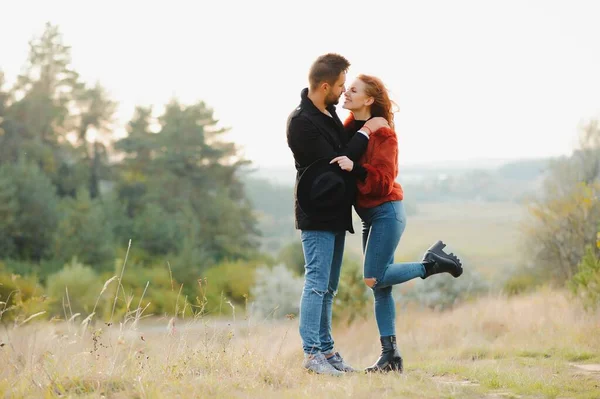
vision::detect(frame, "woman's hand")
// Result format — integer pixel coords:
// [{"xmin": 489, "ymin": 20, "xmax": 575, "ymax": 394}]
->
[
  {"xmin": 363, "ymin": 117, "xmax": 389, "ymax": 134},
  {"xmin": 330, "ymin": 156, "xmax": 354, "ymax": 172}
]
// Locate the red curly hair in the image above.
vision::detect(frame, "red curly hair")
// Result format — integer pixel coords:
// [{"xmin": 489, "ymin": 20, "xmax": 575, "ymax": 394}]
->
[{"xmin": 357, "ymin": 74, "xmax": 397, "ymax": 130}]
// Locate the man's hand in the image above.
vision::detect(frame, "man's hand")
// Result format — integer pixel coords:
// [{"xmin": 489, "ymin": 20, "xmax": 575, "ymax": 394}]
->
[
  {"xmin": 363, "ymin": 117, "xmax": 390, "ymax": 135},
  {"xmin": 330, "ymin": 156, "xmax": 354, "ymax": 172}
]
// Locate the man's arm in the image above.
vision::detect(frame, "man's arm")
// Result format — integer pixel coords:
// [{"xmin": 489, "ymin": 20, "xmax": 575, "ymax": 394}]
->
[
  {"xmin": 288, "ymin": 116, "xmax": 368, "ymax": 163},
  {"xmin": 344, "ymin": 130, "xmax": 369, "ymax": 162}
]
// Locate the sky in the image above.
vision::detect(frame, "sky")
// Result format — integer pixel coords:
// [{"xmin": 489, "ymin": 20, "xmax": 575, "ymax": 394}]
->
[{"xmin": 2, "ymin": 0, "xmax": 600, "ymax": 169}]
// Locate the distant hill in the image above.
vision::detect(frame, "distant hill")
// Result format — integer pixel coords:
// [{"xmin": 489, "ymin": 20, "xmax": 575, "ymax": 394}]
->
[
  {"xmin": 400, "ymin": 157, "xmax": 553, "ymax": 203},
  {"xmin": 247, "ymin": 165, "xmax": 297, "ymax": 186}
]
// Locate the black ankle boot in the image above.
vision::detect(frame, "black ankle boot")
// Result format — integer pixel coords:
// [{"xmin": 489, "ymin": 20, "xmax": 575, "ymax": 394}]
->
[
  {"xmin": 421, "ymin": 240, "xmax": 463, "ymax": 279},
  {"xmin": 365, "ymin": 336, "xmax": 403, "ymax": 373}
]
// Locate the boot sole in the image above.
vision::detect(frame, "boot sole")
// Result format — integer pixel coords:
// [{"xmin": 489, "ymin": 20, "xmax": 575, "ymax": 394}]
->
[
  {"xmin": 427, "ymin": 240, "xmax": 463, "ymax": 277},
  {"xmin": 365, "ymin": 359, "xmax": 403, "ymax": 374},
  {"xmin": 365, "ymin": 364, "xmax": 403, "ymax": 374}
]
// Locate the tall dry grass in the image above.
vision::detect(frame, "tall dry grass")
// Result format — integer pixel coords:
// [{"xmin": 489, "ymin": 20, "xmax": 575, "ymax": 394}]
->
[{"xmin": 1, "ymin": 287, "xmax": 599, "ymax": 398}]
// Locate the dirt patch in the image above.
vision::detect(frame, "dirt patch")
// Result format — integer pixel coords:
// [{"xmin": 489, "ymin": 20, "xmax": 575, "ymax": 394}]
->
[
  {"xmin": 570, "ymin": 363, "xmax": 600, "ymax": 373},
  {"xmin": 431, "ymin": 375, "xmax": 480, "ymax": 386},
  {"xmin": 484, "ymin": 391, "xmax": 522, "ymax": 399},
  {"xmin": 569, "ymin": 363, "xmax": 600, "ymax": 382}
]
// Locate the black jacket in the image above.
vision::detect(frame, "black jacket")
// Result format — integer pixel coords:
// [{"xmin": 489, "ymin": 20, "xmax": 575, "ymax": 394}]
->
[{"xmin": 286, "ymin": 88, "xmax": 369, "ymax": 233}]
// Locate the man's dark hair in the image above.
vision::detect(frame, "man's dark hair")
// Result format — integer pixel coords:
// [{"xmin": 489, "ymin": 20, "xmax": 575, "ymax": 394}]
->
[{"xmin": 308, "ymin": 53, "xmax": 350, "ymax": 91}]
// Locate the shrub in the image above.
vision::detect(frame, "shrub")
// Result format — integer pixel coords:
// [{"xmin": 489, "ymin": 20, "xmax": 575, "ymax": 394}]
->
[
  {"xmin": 0, "ymin": 259, "xmax": 64, "ymax": 283},
  {"xmin": 520, "ymin": 121, "xmax": 600, "ymax": 284},
  {"xmin": 200, "ymin": 259, "xmax": 262, "ymax": 316},
  {"xmin": 117, "ymin": 263, "xmax": 182, "ymax": 318},
  {"xmin": 335, "ymin": 257, "xmax": 370, "ymax": 323},
  {"xmin": 0, "ymin": 266, "xmax": 48, "ymax": 323},
  {"xmin": 523, "ymin": 181, "xmax": 600, "ymax": 283},
  {"xmin": 46, "ymin": 258, "xmax": 103, "ymax": 318},
  {"xmin": 569, "ymin": 232, "xmax": 600, "ymax": 310},
  {"xmin": 503, "ymin": 269, "xmax": 541, "ymax": 296},
  {"xmin": 404, "ymin": 267, "xmax": 489, "ymax": 310},
  {"xmin": 277, "ymin": 241, "xmax": 305, "ymax": 276},
  {"xmin": 249, "ymin": 255, "xmax": 372, "ymax": 322},
  {"xmin": 250, "ymin": 264, "xmax": 303, "ymax": 319}
]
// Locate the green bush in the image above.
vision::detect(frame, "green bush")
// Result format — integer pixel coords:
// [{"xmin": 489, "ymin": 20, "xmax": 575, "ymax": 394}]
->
[
  {"xmin": 523, "ymin": 178, "xmax": 600, "ymax": 283},
  {"xmin": 0, "ymin": 259, "xmax": 64, "ymax": 283},
  {"xmin": 503, "ymin": 270, "xmax": 541, "ymax": 296},
  {"xmin": 46, "ymin": 259, "xmax": 103, "ymax": 318},
  {"xmin": 117, "ymin": 263, "xmax": 182, "ymax": 318},
  {"xmin": 569, "ymin": 234, "xmax": 600, "ymax": 310},
  {"xmin": 200, "ymin": 259, "xmax": 262, "ymax": 316},
  {"xmin": 335, "ymin": 256, "xmax": 370, "ymax": 323},
  {"xmin": 277, "ymin": 241, "xmax": 305, "ymax": 276},
  {"xmin": 0, "ymin": 266, "xmax": 48, "ymax": 323}
]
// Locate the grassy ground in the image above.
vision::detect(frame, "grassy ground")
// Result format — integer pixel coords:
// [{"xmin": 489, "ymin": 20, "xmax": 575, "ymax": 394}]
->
[{"xmin": 2, "ymin": 289, "xmax": 599, "ymax": 398}]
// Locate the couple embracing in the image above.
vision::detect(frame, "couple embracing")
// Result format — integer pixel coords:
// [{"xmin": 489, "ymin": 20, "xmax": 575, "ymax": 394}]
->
[{"xmin": 286, "ymin": 53, "xmax": 464, "ymax": 375}]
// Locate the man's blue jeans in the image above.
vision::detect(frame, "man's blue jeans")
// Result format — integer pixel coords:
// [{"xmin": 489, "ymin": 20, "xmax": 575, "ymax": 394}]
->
[
  {"xmin": 298, "ymin": 230, "xmax": 345, "ymax": 355},
  {"xmin": 356, "ymin": 201, "xmax": 425, "ymax": 337}
]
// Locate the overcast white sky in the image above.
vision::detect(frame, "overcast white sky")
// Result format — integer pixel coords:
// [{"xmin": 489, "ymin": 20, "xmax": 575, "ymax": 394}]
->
[{"xmin": 2, "ymin": 0, "xmax": 599, "ymax": 168}]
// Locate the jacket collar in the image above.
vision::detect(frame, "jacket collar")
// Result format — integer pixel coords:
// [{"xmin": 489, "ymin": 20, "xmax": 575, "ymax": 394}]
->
[
  {"xmin": 300, "ymin": 88, "xmax": 337, "ymax": 116},
  {"xmin": 298, "ymin": 88, "xmax": 345, "ymax": 148}
]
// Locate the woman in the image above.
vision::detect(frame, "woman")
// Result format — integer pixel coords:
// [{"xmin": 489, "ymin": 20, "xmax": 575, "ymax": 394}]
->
[{"xmin": 331, "ymin": 75, "xmax": 463, "ymax": 373}]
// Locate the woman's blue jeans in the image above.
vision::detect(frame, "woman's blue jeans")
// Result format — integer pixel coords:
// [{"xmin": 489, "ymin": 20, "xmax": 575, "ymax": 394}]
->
[
  {"xmin": 298, "ymin": 230, "xmax": 345, "ymax": 355},
  {"xmin": 355, "ymin": 201, "xmax": 425, "ymax": 337}
]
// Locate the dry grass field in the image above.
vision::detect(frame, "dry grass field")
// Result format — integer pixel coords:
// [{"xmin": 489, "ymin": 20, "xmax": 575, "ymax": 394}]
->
[
  {"xmin": 3, "ymin": 200, "xmax": 598, "ymax": 398},
  {"xmin": 2, "ymin": 289, "xmax": 599, "ymax": 398}
]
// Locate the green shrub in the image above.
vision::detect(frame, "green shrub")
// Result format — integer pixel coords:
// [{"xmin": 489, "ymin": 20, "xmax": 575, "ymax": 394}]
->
[
  {"xmin": 46, "ymin": 258, "xmax": 103, "ymax": 318},
  {"xmin": 0, "ymin": 267, "xmax": 48, "ymax": 323},
  {"xmin": 503, "ymin": 270, "xmax": 540, "ymax": 296},
  {"xmin": 569, "ymin": 234, "xmax": 600, "ymax": 310},
  {"xmin": 117, "ymin": 263, "xmax": 182, "ymax": 318},
  {"xmin": 277, "ymin": 241, "xmax": 305, "ymax": 276},
  {"xmin": 200, "ymin": 259, "xmax": 262, "ymax": 316},
  {"xmin": 335, "ymin": 256, "xmax": 370, "ymax": 323}
]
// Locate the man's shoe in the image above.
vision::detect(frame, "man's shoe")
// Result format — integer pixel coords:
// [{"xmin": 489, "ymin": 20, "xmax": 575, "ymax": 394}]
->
[
  {"xmin": 365, "ymin": 336, "xmax": 403, "ymax": 373},
  {"xmin": 303, "ymin": 353, "xmax": 344, "ymax": 376},
  {"xmin": 326, "ymin": 351, "xmax": 356, "ymax": 372},
  {"xmin": 421, "ymin": 240, "xmax": 463, "ymax": 279}
]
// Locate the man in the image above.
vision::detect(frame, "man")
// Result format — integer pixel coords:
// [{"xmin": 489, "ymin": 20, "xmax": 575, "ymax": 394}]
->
[{"xmin": 286, "ymin": 53, "xmax": 388, "ymax": 375}]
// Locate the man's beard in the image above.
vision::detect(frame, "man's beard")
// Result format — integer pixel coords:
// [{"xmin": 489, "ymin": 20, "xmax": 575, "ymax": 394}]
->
[{"xmin": 325, "ymin": 92, "xmax": 340, "ymax": 107}]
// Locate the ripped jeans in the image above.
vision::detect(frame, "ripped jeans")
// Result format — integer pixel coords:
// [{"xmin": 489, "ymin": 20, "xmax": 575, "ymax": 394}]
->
[
  {"xmin": 299, "ymin": 230, "xmax": 345, "ymax": 355},
  {"xmin": 356, "ymin": 201, "xmax": 425, "ymax": 337}
]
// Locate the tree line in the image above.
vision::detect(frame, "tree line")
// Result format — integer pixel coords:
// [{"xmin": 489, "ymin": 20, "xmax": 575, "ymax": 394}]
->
[{"xmin": 0, "ymin": 23, "xmax": 260, "ymax": 288}]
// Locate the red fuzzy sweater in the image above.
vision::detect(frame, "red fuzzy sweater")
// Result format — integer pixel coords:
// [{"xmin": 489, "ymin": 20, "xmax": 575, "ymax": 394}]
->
[{"xmin": 345, "ymin": 115, "xmax": 404, "ymax": 209}]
